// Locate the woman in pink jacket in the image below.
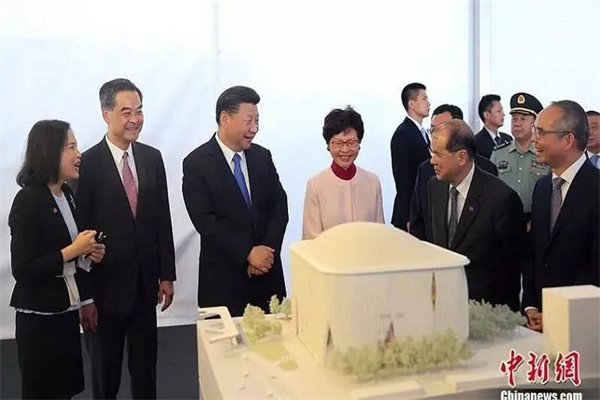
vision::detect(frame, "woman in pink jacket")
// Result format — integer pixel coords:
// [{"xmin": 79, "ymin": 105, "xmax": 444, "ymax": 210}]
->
[{"xmin": 302, "ymin": 106, "xmax": 384, "ymax": 240}]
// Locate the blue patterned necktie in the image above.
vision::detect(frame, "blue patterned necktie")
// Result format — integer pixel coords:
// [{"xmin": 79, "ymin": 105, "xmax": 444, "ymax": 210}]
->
[
  {"xmin": 550, "ymin": 177, "xmax": 565, "ymax": 231},
  {"xmin": 233, "ymin": 153, "xmax": 251, "ymax": 207},
  {"xmin": 494, "ymin": 135, "xmax": 502, "ymax": 145},
  {"xmin": 448, "ymin": 186, "xmax": 459, "ymax": 246},
  {"xmin": 590, "ymin": 154, "xmax": 600, "ymax": 169}
]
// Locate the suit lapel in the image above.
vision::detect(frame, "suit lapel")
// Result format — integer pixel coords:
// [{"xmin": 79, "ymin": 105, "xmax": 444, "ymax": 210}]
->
[
  {"xmin": 450, "ymin": 167, "xmax": 483, "ymax": 250},
  {"xmin": 537, "ymin": 176, "xmax": 552, "ymax": 252},
  {"xmin": 43, "ymin": 185, "xmax": 74, "ymax": 244},
  {"xmin": 545, "ymin": 162, "xmax": 590, "ymax": 252},
  {"xmin": 429, "ymin": 177, "xmax": 449, "ymax": 248},
  {"xmin": 245, "ymin": 146, "xmax": 260, "ymax": 223},
  {"xmin": 132, "ymin": 142, "xmax": 147, "ymax": 216}
]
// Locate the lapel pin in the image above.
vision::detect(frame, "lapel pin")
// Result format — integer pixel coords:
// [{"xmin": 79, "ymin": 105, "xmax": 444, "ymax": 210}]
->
[
  {"xmin": 52, "ymin": 208, "xmax": 58, "ymax": 214},
  {"xmin": 468, "ymin": 206, "xmax": 475, "ymax": 212}
]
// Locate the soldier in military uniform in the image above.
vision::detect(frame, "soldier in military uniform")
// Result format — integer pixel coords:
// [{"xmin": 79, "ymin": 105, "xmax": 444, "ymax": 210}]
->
[{"xmin": 491, "ymin": 92, "xmax": 549, "ymax": 223}]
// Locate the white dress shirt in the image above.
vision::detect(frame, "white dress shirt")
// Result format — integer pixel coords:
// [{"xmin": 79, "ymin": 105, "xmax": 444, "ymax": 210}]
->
[
  {"xmin": 447, "ymin": 162, "xmax": 476, "ymax": 224},
  {"xmin": 215, "ymin": 132, "xmax": 252, "ymax": 200},
  {"xmin": 551, "ymin": 152, "xmax": 587, "ymax": 203},
  {"xmin": 106, "ymin": 135, "xmax": 139, "ymax": 190}
]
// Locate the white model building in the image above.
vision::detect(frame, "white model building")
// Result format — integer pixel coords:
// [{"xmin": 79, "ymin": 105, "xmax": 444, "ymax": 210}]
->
[{"xmin": 290, "ymin": 222, "xmax": 470, "ymax": 365}]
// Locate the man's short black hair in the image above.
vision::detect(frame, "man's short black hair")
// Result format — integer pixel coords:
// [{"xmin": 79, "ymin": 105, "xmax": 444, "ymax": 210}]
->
[
  {"xmin": 401, "ymin": 82, "xmax": 426, "ymax": 111},
  {"xmin": 215, "ymin": 86, "xmax": 260, "ymax": 125},
  {"xmin": 478, "ymin": 94, "xmax": 501, "ymax": 122},
  {"xmin": 433, "ymin": 104, "xmax": 464, "ymax": 120}
]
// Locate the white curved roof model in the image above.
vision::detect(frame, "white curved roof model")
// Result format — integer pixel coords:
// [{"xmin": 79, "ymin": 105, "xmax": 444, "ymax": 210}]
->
[{"xmin": 290, "ymin": 222, "xmax": 470, "ymax": 275}]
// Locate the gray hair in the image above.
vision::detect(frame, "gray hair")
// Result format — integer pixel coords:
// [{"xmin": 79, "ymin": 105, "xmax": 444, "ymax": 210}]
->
[
  {"xmin": 99, "ymin": 78, "xmax": 143, "ymax": 111},
  {"xmin": 550, "ymin": 100, "xmax": 589, "ymax": 151}
]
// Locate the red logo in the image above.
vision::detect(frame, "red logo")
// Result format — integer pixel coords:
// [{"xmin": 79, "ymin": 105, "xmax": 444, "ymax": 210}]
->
[{"xmin": 500, "ymin": 350, "xmax": 581, "ymax": 387}]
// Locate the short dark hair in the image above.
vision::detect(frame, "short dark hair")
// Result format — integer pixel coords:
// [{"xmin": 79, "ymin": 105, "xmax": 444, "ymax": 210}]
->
[
  {"xmin": 586, "ymin": 110, "xmax": 600, "ymax": 117},
  {"xmin": 478, "ymin": 94, "xmax": 501, "ymax": 122},
  {"xmin": 16, "ymin": 120, "xmax": 71, "ymax": 187},
  {"xmin": 99, "ymin": 78, "xmax": 143, "ymax": 111},
  {"xmin": 551, "ymin": 100, "xmax": 589, "ymax": 151},
  {"xmin": 401, "ymin": 82, "xmax": 426, "ymax": 111},
  {"xmin": 433, "ymin": 104, "xmax": 464, "ymax": 120},
  {"xmin": 438, "ymin": 119, "xmax": 477, "ymax": 160},
  {"xmin": 322, "ymin": 106, "xmax": 364, "ymax": 143},
  {"xmin": 215, "ymin": 86, "xmax": 260, "ymax": 125}
]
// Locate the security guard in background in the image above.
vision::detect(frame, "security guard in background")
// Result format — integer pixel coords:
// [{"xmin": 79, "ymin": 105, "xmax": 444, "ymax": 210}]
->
[{"xmin": 491, "ymin": 92, "xmax": 549, "ymax": 223}]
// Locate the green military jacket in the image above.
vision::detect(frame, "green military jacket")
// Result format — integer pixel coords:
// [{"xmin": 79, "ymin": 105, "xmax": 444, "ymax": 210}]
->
[{"xmin": 490, "ymin": 141, "xmax": 549, "ymax": 213}]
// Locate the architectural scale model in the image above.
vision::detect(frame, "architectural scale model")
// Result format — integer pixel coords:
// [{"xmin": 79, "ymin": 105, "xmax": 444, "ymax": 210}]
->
[{"xmin": 290, "ymin": 222, "xmax": 470, "ymax": 366}]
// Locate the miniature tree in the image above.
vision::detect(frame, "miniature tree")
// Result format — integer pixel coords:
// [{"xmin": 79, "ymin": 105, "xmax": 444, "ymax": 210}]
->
[
  {"xmin": 279, "ymin": 298, "xmax": 291, "ymax": 318},
  {"xmin": 469, "ymin": 300, "xmax": 527, "ymax": 340},
  {"xmin": 269, "ymin": 295, "xmax": 281, "ymax": 314}
]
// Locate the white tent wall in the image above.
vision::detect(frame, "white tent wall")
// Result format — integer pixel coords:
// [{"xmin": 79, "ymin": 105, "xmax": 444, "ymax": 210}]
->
[
  {"xmin": 0, "ymin": 0, "xmax": 597, "ymax": 340},
  {"xmin": 478, "ymin": 0, "xmax": 600, "ymax": 118}
]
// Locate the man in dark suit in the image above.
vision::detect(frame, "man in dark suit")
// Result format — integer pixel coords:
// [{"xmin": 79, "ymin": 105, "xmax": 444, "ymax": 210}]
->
[
  {"xmin": 475, "ymin": 94, "xmax": 512, "ymax": 158},
  {"xmin": 391, "ymin": 82, "xmax": 431, "ymax": 231},
  {"xmin": 182, "ymin": 86, "xmax": 288, "ymax": 317},
  {"xmin": 75, "ymin": 78, "xmax": 177, "ymax": 399},
  {"xmin": 425, "ymin": 119, "xmax": 526, "ymax": 311},
  {"xmin": 410, "ymin": 104, "xmax": 498, "ymax": 241},
  {"xmin": 523, "ymin": 100, "xmax": 599, "ymax": 331}
]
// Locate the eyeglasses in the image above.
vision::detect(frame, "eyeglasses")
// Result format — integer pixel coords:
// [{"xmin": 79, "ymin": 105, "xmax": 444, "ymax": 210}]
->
[
  {"xmin": 330, "ymin": 139, "xmax": 360, "ymax": 150},
  {"xmin": 532, "ymin": 126, "xmax": 571, "ymax": 138}
]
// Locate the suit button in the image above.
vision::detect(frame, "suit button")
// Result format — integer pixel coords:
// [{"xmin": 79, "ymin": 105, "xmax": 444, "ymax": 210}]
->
[{"xmin": 544, "ymin": 263, "xmax": 547, "ymax": 269}]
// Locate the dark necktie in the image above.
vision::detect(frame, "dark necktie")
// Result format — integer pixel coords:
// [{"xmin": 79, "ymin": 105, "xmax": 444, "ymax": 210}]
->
[
  {"xmin": 420, "ymin": 126, "xmax": 431, "ymax": 147},
  {"xmin": 494, "ymin": 135, "xmax": 502, "ymax": 145},
  {"xmin": 550, "ymin": 177, "xmax": 565, "ymax": 231},
  {"xmin": 448, "ymin": 186, "xmax": 459, "ymax": 247},
  {"xmin": 233, "ymin": 154, "xmax": 251, "ymax": 207}
]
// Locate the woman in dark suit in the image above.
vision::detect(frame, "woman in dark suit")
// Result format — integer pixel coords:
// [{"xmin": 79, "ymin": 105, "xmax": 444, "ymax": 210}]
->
[{"xmin": 8, "ymin": 119, "xmax": 106, "ymax": 399}]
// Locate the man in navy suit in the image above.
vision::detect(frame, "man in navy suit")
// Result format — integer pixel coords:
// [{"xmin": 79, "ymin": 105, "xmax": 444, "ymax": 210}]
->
[
  {"xmin": 390, "ymin": 82, "xmax": 431, "ymax": 231},
  {"xmin": 475, "ymin": 94, "xmax": 512, "ymax": 158},
  {"xmin": 410, "ymin": 104, "xmax": 498, "ymax": 241},
  {"xmin": 182, "ymin": 86, "xmax": 288, "ymax": 317},
  {"xmin": 523, "ymin": 100, "xmax": 599, "ymax": 331},
  {"xmin": 75, "ymin": 78, "xmax": 176, "ymax": 399}
]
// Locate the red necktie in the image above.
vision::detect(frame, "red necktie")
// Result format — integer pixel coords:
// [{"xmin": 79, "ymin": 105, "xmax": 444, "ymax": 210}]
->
[{"xmin": 122, "ymin": 152, "xmax": 138, "ymax": 217}]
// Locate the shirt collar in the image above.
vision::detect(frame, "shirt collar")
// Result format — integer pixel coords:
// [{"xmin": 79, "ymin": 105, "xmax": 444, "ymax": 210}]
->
[
  {"xmin": 105, "ymin": 135, "xmax": 133, "ymax": 164},
  {"xmin": 215, "ymin": 131, "xmax": 245, "ymax": 165},
  {"xmin": 450, "ymin": 162, "xmax": 476, "ymax": 198},
  {"xmin": 485, "ymin": 126, "xmax": 499, "ymax": 140},
  {"xmin": 507, "ymin": 141, "xmax": 537, "ymax": 155},
  {"xmin": 407, "ymin": 115, "xmax": 425, "ymax": 131},
  {"xmin": 552, "ymin": 152, "xmax": 587, "ymax": 184}
]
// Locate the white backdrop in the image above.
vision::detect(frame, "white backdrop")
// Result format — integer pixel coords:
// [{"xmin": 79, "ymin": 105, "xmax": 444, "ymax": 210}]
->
[{"xmin": 0, "ymin": 0, "xmax": 597, "ymax": 340}]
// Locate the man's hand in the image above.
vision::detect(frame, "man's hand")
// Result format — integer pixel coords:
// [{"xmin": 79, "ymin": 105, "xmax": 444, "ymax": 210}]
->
[
  {"xmin": 88, "ymin": 244, "xmax": 106, "ymax": 264},
  {"xmin": 247, "ymin": 245, "xmax": 275, "ymax": 273},
  {"xmin": 157, "ymin": 281, "xmax": 174, "ymax": 312},
  {"xmin": 247, "ymin": 264, "xmax": 265, "ymax": 278},
  {"xmin": 526, "ymin": 308, "xmax": 543, "ymax": 332},
  {"xmin": 80, "ymin": 303, "xmax": 98, "ymax": 332}
]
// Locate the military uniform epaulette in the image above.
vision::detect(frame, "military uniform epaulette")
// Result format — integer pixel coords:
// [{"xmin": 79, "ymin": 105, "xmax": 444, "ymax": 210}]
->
[{"xmin": 493, "ymin": 141, "xmax": 511, "ymax": 151}]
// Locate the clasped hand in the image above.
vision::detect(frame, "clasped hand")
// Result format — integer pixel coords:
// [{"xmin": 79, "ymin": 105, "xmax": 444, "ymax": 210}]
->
[{"xmin": 247, "ymin": 245, "xmax": 275, "ymax": 277}]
